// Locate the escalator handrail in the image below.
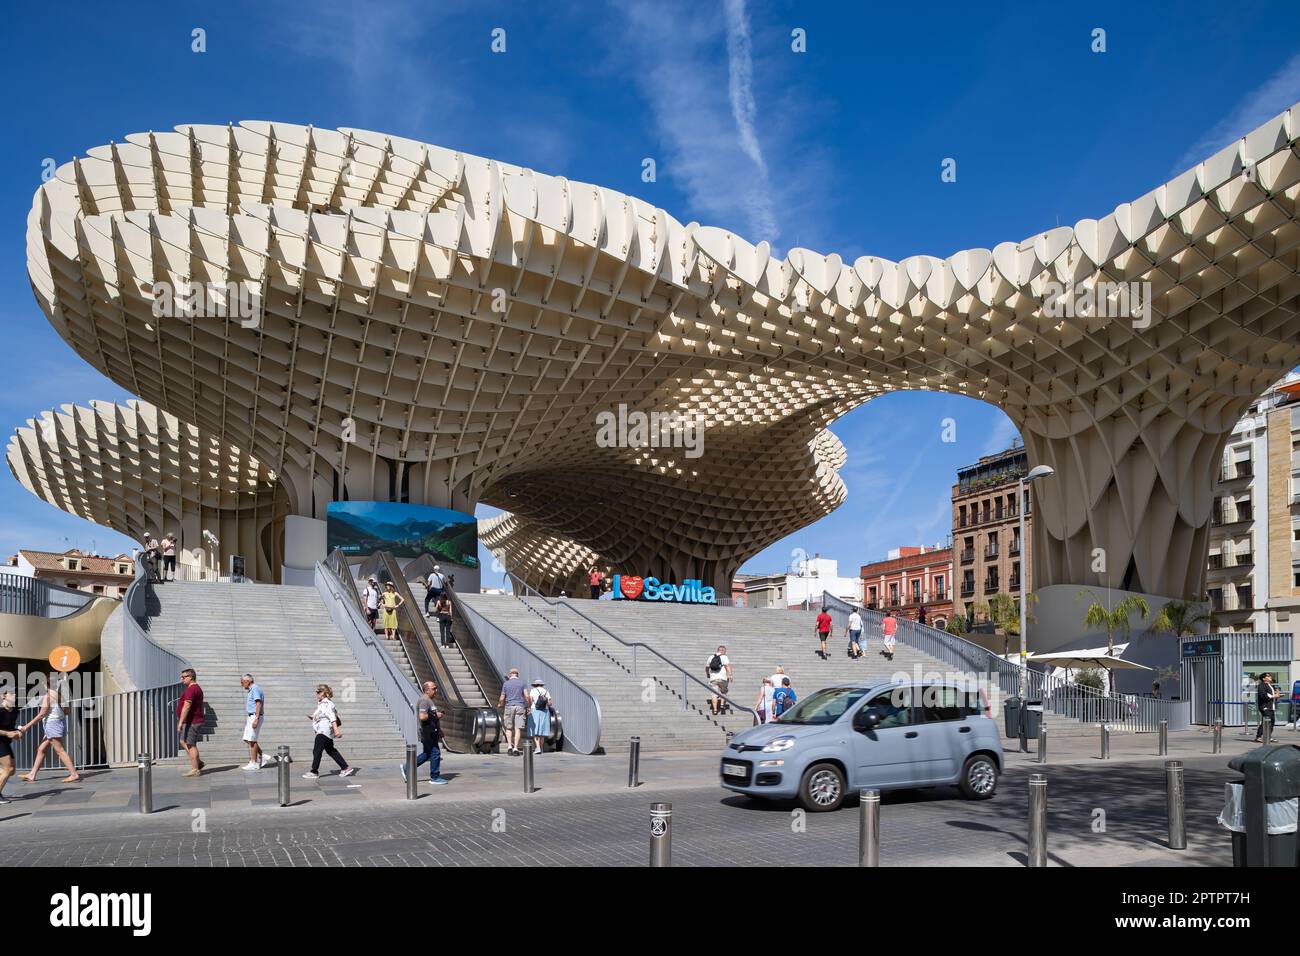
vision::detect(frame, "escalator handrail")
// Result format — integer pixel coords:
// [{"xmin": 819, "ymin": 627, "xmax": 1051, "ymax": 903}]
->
[
  {"xmin": 443, "ymin": 588, "xmax": 502, "ymax": 704},
  {"xmin": 375, "ymin": 552, "xmax": 468, "ymax": 708}
]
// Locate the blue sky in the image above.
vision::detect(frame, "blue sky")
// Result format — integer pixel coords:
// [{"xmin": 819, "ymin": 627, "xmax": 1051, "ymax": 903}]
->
[{"xmin": 0, "ymin": 0, "xmax": 1297, "ymax": 576}]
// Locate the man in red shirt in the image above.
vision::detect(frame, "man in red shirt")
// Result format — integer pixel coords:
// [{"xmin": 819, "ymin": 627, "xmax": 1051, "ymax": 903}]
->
[
  {"xmin": 881, "ymin": 610, "xmax": 898, "ymax": 661},
  {"xmin": 815, "ymin": 609, "xmax": 833, "ymax": 660},
  {"xmin": 176, "ymin": 668, "xmax": 206, "ymax": 777}
]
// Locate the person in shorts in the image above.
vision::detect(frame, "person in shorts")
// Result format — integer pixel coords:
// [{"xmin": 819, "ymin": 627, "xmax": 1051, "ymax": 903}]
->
[
  {"xmin": 706, "ymin": 645, "xmax": 732, "ymax": 716},
  {"xmin": 176, "ymin": 668, "xmax": 206, "ymax": 777},
  {"xmin": 16, "ymin": 681, "xmax": 82, "ymax": 784},
  {"xmin": 815, "ymin": 609, "xmax": 833, "ymax": 660},
  {"xmin": 881, "ymin": 610, "xmax": 897, "ymax": 661},
  {"xmin": 498, "ymin": 667, "xmax": 529, "ymax": 755},
  {"xmin": 846, "ymin": 607, "xmax": 864, "ymax": 659},
  {"xmin": 240, "ymin": 674, "xmax": 272, "ymax": 770},
  {"xmin": 362, "ymin": 576, "xmax": 381, "ymax": 629}
]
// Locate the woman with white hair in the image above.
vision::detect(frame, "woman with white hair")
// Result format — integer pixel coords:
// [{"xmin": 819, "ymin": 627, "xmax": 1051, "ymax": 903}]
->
[{"xmin": 527, "ymin": 679, "xmax": 553, "ymax": 755}]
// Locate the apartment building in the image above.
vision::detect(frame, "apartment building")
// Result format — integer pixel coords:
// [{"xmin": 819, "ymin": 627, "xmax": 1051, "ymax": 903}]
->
[
  {"xmin": 859, "ymin": 545, "xmax": 954, "ymax": 627},
  {"xmin": 5, "ymin": 548, "xmax": 134, "ymax": 597},
  {"xmin": 951, "ymin": 445, "xmax": 1032, "ymax": 625},
  {"xmin": 1207, "ymin": 374, "xmax": 1300, "ymax": 637}
]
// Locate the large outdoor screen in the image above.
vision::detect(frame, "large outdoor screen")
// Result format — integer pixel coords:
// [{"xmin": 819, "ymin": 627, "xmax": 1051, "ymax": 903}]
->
[{"xmin": 326, "ymin": 501, "xmax": 479, "ymax": 568}]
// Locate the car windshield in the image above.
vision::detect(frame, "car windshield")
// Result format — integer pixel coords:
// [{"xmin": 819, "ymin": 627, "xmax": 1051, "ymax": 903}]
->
[{"xmin": 778, "ymin": 686, "xmax": 870, "ymax": 725}]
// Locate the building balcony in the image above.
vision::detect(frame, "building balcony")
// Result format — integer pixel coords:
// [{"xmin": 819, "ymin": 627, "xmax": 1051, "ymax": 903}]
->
[
  {"xmin": 983, "ymin": 579, "xmax": 1000, "ymax": 594},
  {"xmin": 960, "ymin": 583, "xmax": 975, "ymax": 597},
  {"xmin": 1221, "ymin": 462, "xmax": 1253, "ymax": 482},
  {"xmin": 1008, "ymin": 539, "xmax": 1021, "ymax": 555},
  {"xmin": 960, "ymin": 550, "xmax": 974, "ymax": 564},
  {"xmin": 1008, "ymin": 576, "xmax": 1021, "ymax": 591},
  {"xmin": 1207, "ymin": 553, "xmax": 1224, "ymax": 570},
  {"xmin": 983, "ymin": 546, "xmax": 999, "ymax": 560},
  {"xmin": 1235, "ymin": 552, "xmax": 1254, "ymax": 567},
  {"xmin": 1212, "ymin": 507, "xmax": 1253, "ymax": 526}
]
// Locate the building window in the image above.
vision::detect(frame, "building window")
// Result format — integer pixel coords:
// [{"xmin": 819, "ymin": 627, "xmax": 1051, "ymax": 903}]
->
[
  {"xmin": 912, "ymin": 579, "xmax": 921, "ymax": 603},
  {"xmin": 66, "ymin": 581, "xmax": 78, "ymax": 589},
  {"xmin": 934, "ymin": 575, "xmax": 945, "ymax": 599},
  {"xmin": 65, "ymin": 558, "xmax": 79, "ymax": 571},
  {"xmin": 92, "ymin": 585, "xmax": 104, "ymax": 594}
]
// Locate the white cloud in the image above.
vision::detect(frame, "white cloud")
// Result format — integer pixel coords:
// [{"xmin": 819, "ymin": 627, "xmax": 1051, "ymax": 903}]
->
[
  {"xmin": 617, "ymin": 0, "xmax": 779, "ymax": 243},
  {"xmin": 1173, "ymin": 51, "xmax": 1300, "ymax": 174},
  {"xmin": 978, "ymin": 415, "xmax": 1020, "ymax": 458}
]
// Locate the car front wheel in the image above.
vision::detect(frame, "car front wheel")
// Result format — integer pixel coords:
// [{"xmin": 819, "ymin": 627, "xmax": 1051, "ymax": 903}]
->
[
  {"xmin": 959, "ymin": 754, "xmax": 998, "ymax": 800},
  {"xmin": 799, "ymin": 762, "xmax": 846, "ymax": 812}
]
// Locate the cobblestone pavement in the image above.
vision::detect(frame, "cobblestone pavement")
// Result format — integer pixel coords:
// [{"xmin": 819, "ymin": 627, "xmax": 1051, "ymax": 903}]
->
[{"xmin": 0, "ymin": 730, "xmax": 1252, "ymax": 866}]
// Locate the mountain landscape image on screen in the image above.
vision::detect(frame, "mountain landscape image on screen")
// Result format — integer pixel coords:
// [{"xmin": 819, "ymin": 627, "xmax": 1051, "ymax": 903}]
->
[{"xmin": 327, "ymin": 503, "xmax": 479, "ymax": 566}]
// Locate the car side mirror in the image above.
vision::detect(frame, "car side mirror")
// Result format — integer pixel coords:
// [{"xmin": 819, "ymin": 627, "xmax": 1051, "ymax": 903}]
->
[{"xmin": 853, "ymin": 710, "xmax": 880, "ymax": 732}]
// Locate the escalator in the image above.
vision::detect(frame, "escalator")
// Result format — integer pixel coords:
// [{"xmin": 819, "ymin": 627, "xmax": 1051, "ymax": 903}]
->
[{"xmin": 328, "ymin": 549, "xmax": 500, "ymax": 753}]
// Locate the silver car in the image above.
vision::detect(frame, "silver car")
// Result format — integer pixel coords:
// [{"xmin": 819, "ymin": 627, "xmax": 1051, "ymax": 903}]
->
[{"xmin": 720, "ymin": 679, "xmax": 1003, "ymax": 811}]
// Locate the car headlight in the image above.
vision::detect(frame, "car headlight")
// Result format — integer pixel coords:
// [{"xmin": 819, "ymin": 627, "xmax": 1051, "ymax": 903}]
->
[{"xmin": 761, "ymin": 736, "xmax": 796, "ymax": 753}]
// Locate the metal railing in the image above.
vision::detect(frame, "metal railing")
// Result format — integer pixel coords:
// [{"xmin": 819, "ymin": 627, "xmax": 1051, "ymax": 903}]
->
[
  {"xmin": 0, "ymin": 571, "xmax": 96, "ymax": 618},
  {"xmin": 822, "ymin": 590, "xmax": 1189, "ymax": 733},
  {"xmin": 510, "ymin": 575, "xmax": 760, "ymax": 725},
  {"xmin": 316, "ymin": 556, "xmax": 420, "ymax": 746},
  {"xmin": 331, "ymin": 550, "xmax": 498, "ymax": 753},
  {"xmin": 121, "ymin": 555, "xmax": 190, "ymax": 691},
  {"xmin": 458, "ymin": 597, "xmax": 602, "ymax": 754},
  {"xmin": 13, "ymin": 684, "xmax": 182, "ymax": 771}
]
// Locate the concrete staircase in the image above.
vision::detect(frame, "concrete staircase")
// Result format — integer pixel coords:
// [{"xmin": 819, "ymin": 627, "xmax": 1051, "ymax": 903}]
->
[
  {"xmin": 459, "ymin": 594, "xmax": 745, "ymax": 752},
  {"xmin": 140, "ymin": 582, "xmax": 407, "ymax": 764}
]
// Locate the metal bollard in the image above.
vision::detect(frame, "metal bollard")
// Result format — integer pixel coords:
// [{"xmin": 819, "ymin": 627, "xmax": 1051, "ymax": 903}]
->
[
  {"xmin": 649, "ymin": 802, "xmax": 672, "ymax": 866},
  {"xmin": 1212, "ymin": 719, "xmax": 1223, "ymax": 754},
  {"xmin": 1158, "ymin": 719, "xmax": 1168, "ymax": 756},
  {"xmin": 628, "ymin": 736, "xmax": 641, "ymax": 788},
  {"xmin": 277, "ymin": 745, "xmax": 291, "ymax": 807},
  {"xmin": 405, "ymin": 744, "xmax": 418, "ymax": 800},
  {"xmin": 1018, "ymin": 710, "xmax": 1028, "ymax": 754},
  {"xmin": 1027, "ymin": 773, "xmax": 1047, "ymax": 867},
  {"xmin": 1037, "ymin": 724, "xmax": 1047, "ymax": 764},
  {"xmin": 1100, "ymin": 723, "xmax": 1110, "ymax": 760},
  {"xmin": 1263, "ymin": 716, "xmax": 1273, "ymax": 745},
  {"xmin": 523, "ymin": 741, "xmax": 535, "ymax": 794},
  {"xmin": 858, "ymin": 790, "xmax": 880, "ymax": 867},
  {"xmin": 136, "ymin": 752, "xmax": 153, "ymax": 815},
  {"xmin": 1165, "ymin": 760, "xmax": 1186, "ymax": 850}
]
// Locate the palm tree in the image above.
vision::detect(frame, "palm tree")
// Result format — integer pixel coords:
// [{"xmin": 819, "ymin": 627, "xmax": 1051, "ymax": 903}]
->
[
  {"xmin": 1151, "ymin": 599, "xmax": 1211, "ymax": 638},
  {"xmin": 1077, "ymin": 590, "xmax": 1150, "ymax": 655},
  {"xmin": 1076, "ymin": 590, "xmax": 1150, "ymax": 693}
]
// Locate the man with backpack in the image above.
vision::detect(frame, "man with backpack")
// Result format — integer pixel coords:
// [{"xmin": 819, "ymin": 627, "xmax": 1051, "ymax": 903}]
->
[
  {"xmin": 425, "ymin": 565, "xmax": 448, "ymax": 615},
  {"xmin": 706, "ymin": 645, "xmax": 732, "ymax": 716},
  {"xmin": 773, "ymin": 677, "xmax": 797, "ymax": 718}
]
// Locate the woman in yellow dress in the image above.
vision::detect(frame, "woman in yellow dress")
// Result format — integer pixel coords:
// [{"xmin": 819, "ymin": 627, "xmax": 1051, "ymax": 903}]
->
[{"xmin": 381, "ymin": 581, "xmax": 404, "ymax": 640}]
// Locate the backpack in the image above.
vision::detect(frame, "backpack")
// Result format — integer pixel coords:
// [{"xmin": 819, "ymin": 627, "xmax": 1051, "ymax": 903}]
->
[
  {"xmin": 708, "ymin": 654, "xmax": 723, "ymax": 673},
  {"xmin": 533, "ymin": 689, "xmax": 549, "ymax": 712}
]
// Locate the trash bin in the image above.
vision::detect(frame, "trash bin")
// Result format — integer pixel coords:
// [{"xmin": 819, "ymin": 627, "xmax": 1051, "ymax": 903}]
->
[
  {"xmin": 1024, "ymin": 704, "xmax": 1043, "ymax": 739},
  {"xmin": 1004, "ymin": 696, "xmax": 1022, "ymax": 738},
  {"xmin": 1224, "ymin": 744, "xmax": 1300, "ymax": 866}
]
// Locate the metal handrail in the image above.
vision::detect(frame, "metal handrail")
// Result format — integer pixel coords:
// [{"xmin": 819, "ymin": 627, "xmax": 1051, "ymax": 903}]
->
[
  {"xmin": 822, "ymin": 590, "xmax": 1184, "ymax": 733},
  {"xmin": 316, "ymin": 556, "xmax": 419, "ymax": 745},
  {"xmin": 119, "ymin": 555, "xmax": 190, "ymax": 690},
  {"xmin": 509, "ymin": 574, "xmax": 759, "ymax": 724},
  {"xmin": 333, "ymin": 549, "xmax": 498, "ymax": 752},
  {"xmin": 458, "ymin": 597, "xmax": 602, "ymax": 754},
  {"xmin": 0, "ymin": 571, "xmax": 97, "ymax": 618}
]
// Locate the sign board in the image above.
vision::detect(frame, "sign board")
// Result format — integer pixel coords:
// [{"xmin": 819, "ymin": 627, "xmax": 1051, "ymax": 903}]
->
[
  {"xmin": 49, "ymin": 645, "xmax": 81, "ymax": 673},
  {"xmin": 1181, "ymin": 638, "xmax": 1222, "ymax": 657},
  {"xmin": 229, "ymin": 554, "xmax": 246, "ymax": 582}
]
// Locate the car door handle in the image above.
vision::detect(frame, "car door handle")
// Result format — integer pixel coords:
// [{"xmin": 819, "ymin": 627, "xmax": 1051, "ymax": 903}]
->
[
  {"xmin": 958, "ymin": 726, "xmax": 972, "ymax": 733},
  {"xmin": 904, "ymin": 731, "xmax": 918, "ymax": 739}
]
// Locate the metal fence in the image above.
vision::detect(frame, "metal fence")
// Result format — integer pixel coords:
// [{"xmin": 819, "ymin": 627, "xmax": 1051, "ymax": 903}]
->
[
  {"xmin": 458, "ymin": 597, "xmax": 604, "ymax": 754},
  {"xmin": 315, "ymin": 557, "xmax": 420, "ymax": 746},
  {"xmin": 0, "ymin": 571, "xmax": 96, "ymax": 618},
  {"xmin": 822, "ymin": 590, "xmax": 1190, "ymax": 733},
  {"xmin": 13, "ymin": 684, "xmax": 182, "ymax": 772}
]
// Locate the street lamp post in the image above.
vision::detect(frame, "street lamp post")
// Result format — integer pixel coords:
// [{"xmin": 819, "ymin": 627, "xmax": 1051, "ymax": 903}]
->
[{"xmin": 1018, "ymin": 465, "xmax": 1055, "ymax": 741}]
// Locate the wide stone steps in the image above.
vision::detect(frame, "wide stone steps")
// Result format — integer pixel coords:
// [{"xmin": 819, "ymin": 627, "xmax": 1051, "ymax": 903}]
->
[{"xmin": 137, "ymin": 581, "xmax": 407, "ymax": 762}]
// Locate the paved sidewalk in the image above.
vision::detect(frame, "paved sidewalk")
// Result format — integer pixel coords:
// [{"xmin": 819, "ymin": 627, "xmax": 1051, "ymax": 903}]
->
[{"xmin": 0, "ymin": 728, "xmax": 1272, "ymax": 866}]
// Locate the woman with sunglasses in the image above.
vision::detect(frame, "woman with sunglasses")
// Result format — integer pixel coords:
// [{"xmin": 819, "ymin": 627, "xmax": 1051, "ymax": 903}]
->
[
  {"xmin": 303, "ymin": 684, "xmax": 355, "ymax": 779},
  {"xmin": 380, "ymin": 581, "xmax": 404, "ymax": 642}
]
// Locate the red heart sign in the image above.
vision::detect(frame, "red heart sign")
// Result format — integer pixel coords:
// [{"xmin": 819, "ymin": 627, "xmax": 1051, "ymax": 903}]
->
[{"xmin": 620, "ymin": 576, "xmax": 644, "ymax": 600}]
